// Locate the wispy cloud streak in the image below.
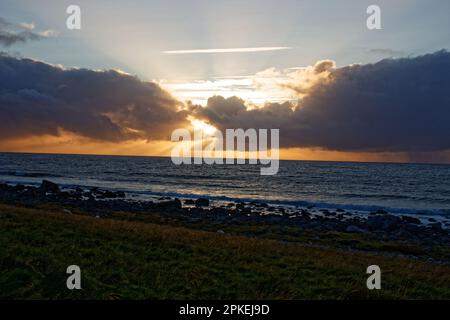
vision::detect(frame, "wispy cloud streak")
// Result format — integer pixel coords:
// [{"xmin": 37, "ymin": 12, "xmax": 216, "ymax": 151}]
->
[{"xmin": 163, "ymin": 46, "xmax": 291, "ymax": 54}]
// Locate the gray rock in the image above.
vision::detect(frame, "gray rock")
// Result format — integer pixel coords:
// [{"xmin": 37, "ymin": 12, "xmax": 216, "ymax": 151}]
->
[
  {"xmin": 366, "ymin": 214, "xmax": 401, "ymax": 230},
  {"xmin": 210, "ymin": 207, "xmax": 228, "ymax": 215},
  {"xmin": 401, "ymin": 216, "xmax": 421, "ymax": 225},
  {"xmin": 429, "ymin": 222, "xmax": 443, "ymax": 230},
  {"xmin": 236, "ymin": 203, "xmax": 245, "ymax": 210},
  {"xmin": 195, "ymin": 198, "xmax": 210, "ymax": 207},
  {"xmin": 155, "ymin": 199, "xmax": 182, "ymax": 210},
  {"xmin": 345, "ymin": 225, "xmax": 367, "ymax": 234},
  {"xmin": 370, "ymin": 209, "xmax": 388, "ymax": 215},
  {"xmin": 38, "ymin": 180, "xmax": 60, "ymax": 194}
]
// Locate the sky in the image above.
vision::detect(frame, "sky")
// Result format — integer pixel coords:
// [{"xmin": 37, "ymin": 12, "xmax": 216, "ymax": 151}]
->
[{"xmin": 1, "ymin": 0, "xmax": 450, "ymax": 162}]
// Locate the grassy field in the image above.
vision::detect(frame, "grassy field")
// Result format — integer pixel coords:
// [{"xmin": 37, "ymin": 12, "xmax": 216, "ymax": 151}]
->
[{"xmin": 1, "ymin": 203, "xmax": 450, "ymax": 299}]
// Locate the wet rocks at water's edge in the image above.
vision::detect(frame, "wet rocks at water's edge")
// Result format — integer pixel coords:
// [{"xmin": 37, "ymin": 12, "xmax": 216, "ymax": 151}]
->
[
  {"xmin": 0, "ymin": 180, "xmax": 449, "ymax": 246},
  {"xmin": 38, "ymin": 180, "xmax": 60, "ymax": 194},
  {"xmin": 195, "ymin": 198, "xmax": 210, "ymax": 207}
]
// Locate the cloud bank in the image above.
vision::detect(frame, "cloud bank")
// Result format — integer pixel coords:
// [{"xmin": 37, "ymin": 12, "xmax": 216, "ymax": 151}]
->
[
  {"xmin": 0, "ymin": 54, "xmax": 189, "ymax": 142},
  {"xmin": 193, "ymin": 50, "xmax": 450, "ymax": 153},
  {"xmin": 1, "ymin": 50, "xmax": 450, "ymax": 159}
]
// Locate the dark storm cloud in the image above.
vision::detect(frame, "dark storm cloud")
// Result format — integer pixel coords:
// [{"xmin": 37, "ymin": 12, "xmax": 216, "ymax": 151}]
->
[
  {"xmin": 2, "ymin": 50, "xmax": 450, "ymax": 152},
  {"xmin": 0, "ymin": 17, "xmax": 45, "ymax": 47},
  {"xmin": 193, "ymin": 50, "xmax": 450, "ymax": 152},
  {"xmin": 0, "ymin": 54, "xmax": 189, "ymax": 141}
]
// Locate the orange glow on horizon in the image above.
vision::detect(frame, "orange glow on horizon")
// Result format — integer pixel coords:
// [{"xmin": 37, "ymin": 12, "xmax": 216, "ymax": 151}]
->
[{"xmin": 1, "ymin": 131, "xmax": 447, "ymax": 164}]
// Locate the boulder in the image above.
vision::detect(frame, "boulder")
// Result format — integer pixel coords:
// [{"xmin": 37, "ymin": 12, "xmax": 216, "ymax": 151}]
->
[
  {"xmin": 14, "ymin": 184, "xmax": 26, "ymax": 191},
  {"xmin": 101, "ymin": 190, "xmax": 118, "ymax": 198},
  {"xmin": 366, "ymin": 214, "xmax": 401, "ymax": 230},
  {"xmin": 236, "ymin": 203, "xmax": 245, "ymax": 210},
  {"xmin": 156, "ymin": 198, "xmax": 182, "ymax": 210},
  {"xmin": 277, "ymin": 207, "xmax": 286, "ymax": 214},
  {"xmin": 429, "ymin": 222, "xmax": 443, "ymax": 231},
  {"xmin": 299, "ymin": 211, "xmax": 311, "ymax": 220},
  {"xmin": 370, "ymin": 209, "xmax": 388, "ymax": 215},
  {"xmin": 209, "ymin": 207, "xmax": 229, "ymax": 216},
  {"xmin": 401, "ymin": 216, "xmax": 421, "ymax": 225},
  {"xmin": 116, "ymin": 191, "xmax": 126, "ymax": 198},
  {"xmin": 256, "ymin": 202, "xmax": 269, "ymax": 208},
  {"xmin": 195, "ymin": 198, "xmax": 210, "ymax": 207},
  {"xmin": 38, "ymin": 180, "xmax": 60, "ymax": 194}
]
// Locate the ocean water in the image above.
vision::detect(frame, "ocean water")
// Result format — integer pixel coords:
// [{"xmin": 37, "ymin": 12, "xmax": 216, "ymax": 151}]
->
[{"xmin": 1, "ymin": 152, "xmax": 450, "ymax": 216}]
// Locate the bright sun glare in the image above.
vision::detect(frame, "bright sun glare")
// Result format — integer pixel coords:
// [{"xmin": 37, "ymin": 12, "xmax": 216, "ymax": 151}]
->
[{"xmin": 189, "ymin": 118, "xmax": 218, "ymax": 136}]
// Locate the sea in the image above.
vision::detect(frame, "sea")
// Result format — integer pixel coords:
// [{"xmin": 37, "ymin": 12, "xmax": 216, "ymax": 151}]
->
[{"xmin": 1, "ymin": 152, "xmax": 450, "ymax": 217}]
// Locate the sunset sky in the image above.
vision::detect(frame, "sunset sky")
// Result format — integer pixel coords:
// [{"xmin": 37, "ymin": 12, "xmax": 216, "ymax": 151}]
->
[{"xmin": 1, "ymin": 0, "xmax": 450, "ymax": 162}]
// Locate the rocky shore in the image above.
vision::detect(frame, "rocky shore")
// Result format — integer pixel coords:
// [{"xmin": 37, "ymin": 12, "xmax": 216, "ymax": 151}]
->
[{"xmin": 1, "ymin": 180, "xmax": 450, "ymax": 247}]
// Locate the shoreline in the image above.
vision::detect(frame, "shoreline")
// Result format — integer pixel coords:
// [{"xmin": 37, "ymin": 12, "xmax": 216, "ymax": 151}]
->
[
  {"xmin": 2, "ymin": 175, "xmax": 450, "ymax": 219},
  {"xmin": 1, "ymin": 180, "xmax": 450, "ymax": 254}
]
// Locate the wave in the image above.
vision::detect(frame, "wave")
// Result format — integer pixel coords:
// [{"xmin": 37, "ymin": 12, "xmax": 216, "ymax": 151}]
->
[
  {"xmin": 0, "ymin": 171, "xmax": 64, "ymax": 178},
  {"xmin": 126, "ymin": 190, "xmax": 450, "ymax": 217},
  {"xmin": 1, "ymin": 176, "xmax": 449, "ymax": 216}
]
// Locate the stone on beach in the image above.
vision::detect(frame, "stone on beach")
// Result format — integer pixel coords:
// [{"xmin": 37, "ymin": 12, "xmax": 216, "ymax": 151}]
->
[
  {"xmin": 366, "ymin": 214, "xmax": 402, "ymax": 230},
  {"xmin": 195, "ymin": 198, "xmax": 210, "ymax": 207},
  {"xmin": 155, "ymin": 198, "xmax": 182, "ymax": 210},
  {"xmin": 38, "ymin": 180, "xmax": 60, "ymax": 194},
  {"xmin": 401, "ymin": 216, "xmax": 421, "ymax": 225},
  {"xmin": 429, "ymin": 222, "xmax": 443, "ymax": 230},
  {"xmin": 345, "ymin": 225, "xmax": 367, "ymax": 234}
]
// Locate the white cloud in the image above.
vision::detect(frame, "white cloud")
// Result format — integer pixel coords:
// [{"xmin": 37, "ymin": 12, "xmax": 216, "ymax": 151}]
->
[
  {"xmin": 19, "ymin": 22, "xmax": 35, "ymax": 30},
  {"xmin": 162, "ymin": 46, "xmax": 291, "ymax": 54}
]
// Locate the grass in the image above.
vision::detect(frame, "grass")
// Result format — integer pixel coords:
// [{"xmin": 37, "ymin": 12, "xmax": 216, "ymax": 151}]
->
[
  {"xmin": 107, "ymin": 210, "xmax": 450, "ymax": 262},
  {"xmin": 1, "ymin": 204, "xmax": 450, "ymax": 299}
]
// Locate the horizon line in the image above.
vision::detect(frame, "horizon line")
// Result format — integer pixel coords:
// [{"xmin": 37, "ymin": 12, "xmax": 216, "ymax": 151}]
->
[{"xmin": 1, "ymin": 150, "xmax": 449, "ymax": 167}]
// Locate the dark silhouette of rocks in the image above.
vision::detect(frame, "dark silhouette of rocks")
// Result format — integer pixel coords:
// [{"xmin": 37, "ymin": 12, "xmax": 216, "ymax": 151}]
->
[{"xmin": 0, "ymin": 180, "xmax": 449, "ymax": 248}]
